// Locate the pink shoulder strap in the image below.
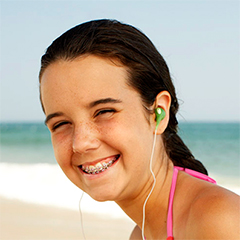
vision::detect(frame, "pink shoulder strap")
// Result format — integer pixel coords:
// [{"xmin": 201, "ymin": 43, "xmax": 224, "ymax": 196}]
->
[
  {"xmin": 167, "ymin": 166, "xmax": 216, "ymax": 239},
  {"xmin": 175, "ymin": 166, "xmax": 216, "ymax": 184},
  {"xmin": 167, "ymin": 167, "xmax": 179, "ymax": 238}
]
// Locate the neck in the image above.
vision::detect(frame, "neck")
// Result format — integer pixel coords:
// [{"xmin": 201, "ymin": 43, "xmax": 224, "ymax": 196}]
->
[{"xmin": 116, "ymin": 159, "xmax": 174, "ymax": 239}]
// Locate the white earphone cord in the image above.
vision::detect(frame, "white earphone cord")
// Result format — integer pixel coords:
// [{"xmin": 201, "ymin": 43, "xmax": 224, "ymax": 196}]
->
[
  {"xmin": 79, "ymin": 192, "xmax": 86, "ymax": 240},
  {"xmin": 141, "ymin": 129, "xmax": 158, "ymax": 240},
  {"xmin": 78, "ymin": 131, "xmax": 158, "ymax": 240}
]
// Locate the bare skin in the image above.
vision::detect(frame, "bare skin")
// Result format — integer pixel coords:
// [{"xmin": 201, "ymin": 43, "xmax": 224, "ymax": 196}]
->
[
  {"xmin": 130, "ymin": 170, "xmax": 240, "ymax": 239},
  {"xmin": 40, "ymin": 55, "xmax": 240, "ymax": 240}
]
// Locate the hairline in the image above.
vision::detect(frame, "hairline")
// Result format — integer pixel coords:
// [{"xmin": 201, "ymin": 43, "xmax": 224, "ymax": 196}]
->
[{"xmin": 39, "ymin": 53, "xmax": 153, "ymax": 117}]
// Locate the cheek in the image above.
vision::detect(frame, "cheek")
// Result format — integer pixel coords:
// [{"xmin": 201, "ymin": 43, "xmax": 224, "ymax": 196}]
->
[
  {"xmin": 98, "ymin": 114, "xmax": 152, "ymax": 158},
  {"xmin": 51, "ymin": 134, "xmax": 72, "ymax": 167},
  {"xmin": 97, "ymin": 118, "xmax": 131, "ymax": 148}
]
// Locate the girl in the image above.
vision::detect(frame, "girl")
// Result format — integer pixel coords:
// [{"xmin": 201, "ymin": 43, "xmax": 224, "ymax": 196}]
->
[{"xmin": 39, "ymin": 19, "xmax": 239, "ymax": 239}]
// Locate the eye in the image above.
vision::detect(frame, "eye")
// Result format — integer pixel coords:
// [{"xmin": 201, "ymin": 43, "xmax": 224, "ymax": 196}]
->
[
  {"xmin": 94, "ymin": 109, "xmax": 116, "ymax": 118},
  {"xmin": 51, "ymin": 121, "xmax": 70, "ymax": 131}
]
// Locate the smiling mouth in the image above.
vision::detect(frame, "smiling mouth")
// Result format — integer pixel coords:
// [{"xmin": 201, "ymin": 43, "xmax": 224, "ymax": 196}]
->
[{"xmin": 79, "ymin": 155, "xmax": 120, "ymax": 175}]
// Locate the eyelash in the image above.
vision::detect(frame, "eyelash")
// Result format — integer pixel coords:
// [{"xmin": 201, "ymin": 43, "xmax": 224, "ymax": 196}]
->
[
  {"xmin": 51, "ymin": 109, "xmax": 116, "ymax": 131},
  {"xmin": 95, "ymin": 109, "xmax": 116, "ymax": 117},
  {"xmin": 52, "ymin": 121, "xmax": 69, "ymax": 131}
]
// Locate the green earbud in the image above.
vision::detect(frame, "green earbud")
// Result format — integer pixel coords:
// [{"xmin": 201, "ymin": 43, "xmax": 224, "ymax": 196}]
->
[{"xmin": 155, "ymin": 107, "xmax": 166, "ymax": 130}]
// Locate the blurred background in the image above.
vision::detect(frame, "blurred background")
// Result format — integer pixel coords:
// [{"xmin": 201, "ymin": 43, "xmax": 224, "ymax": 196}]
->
[
  {"xmin": 1, "ymin": 0, "xmax": 239, "ymax": 122},
  {"xmin": 0, "ymin": 1, "xmax": 239, "ymax": 239}
]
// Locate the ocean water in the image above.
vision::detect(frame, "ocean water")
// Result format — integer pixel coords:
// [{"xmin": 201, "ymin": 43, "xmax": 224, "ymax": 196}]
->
[{"xmin": 0, "ymin": 122, "xmax": 239, "ymax": 217}]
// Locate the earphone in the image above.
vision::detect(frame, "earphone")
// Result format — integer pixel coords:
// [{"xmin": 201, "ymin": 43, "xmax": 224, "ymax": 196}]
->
[
  {"xmin": 141, "ymin": 107, "xmax": 165, "ymax": 240},
  {"xmin": 79, "ymin": 107, "xmax": 166, "ymax": 240},
  {"xmin": 155, "ymin": 107, "xmax": 166, "ymax": 130}
]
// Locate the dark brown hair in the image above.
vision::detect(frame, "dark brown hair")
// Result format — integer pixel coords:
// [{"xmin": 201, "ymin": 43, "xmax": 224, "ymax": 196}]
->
[{"xmin": 39, "ymin": 19, "xmax": 208, "ymax": 175}]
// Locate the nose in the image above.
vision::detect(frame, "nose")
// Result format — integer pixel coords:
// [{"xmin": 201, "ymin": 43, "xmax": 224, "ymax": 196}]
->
[{"xmin": 72, "ymin": 123, "xmax": 100, "ymax": 154}]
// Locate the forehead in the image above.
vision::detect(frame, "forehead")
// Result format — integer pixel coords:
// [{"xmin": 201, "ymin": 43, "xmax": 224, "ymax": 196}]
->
[
  {"xmin": 40, "ymin": 55, "xmax": 136, "ymax": 113},
  {"xmin": 41, "ymin": 55, "xmax": 128, "ymax": 88}
]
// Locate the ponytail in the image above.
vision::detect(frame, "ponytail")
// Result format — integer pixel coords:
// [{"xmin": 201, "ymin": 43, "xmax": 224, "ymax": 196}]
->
[
  {"xmin": 163, "ymin": 102, "xmax": 208, "ymax": 175},
  {"xmin": 163, "ymin": 131, "xmax": 208, "ymax": 175}
]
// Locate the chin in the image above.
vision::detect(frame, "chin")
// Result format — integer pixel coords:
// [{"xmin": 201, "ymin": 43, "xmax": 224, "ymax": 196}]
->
[{"xmin": 87, "ymin": 189, "xmax": 120, "ymax": 202}]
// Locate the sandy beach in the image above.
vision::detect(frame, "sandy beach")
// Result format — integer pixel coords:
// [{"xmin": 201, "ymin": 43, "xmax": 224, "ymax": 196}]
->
[{"xmin": 0, "ymin": 197, "xmax": 135, "ymax": 240}]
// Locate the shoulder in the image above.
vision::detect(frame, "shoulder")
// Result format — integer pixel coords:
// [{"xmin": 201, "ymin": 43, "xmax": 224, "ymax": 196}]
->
[
  {"xmin": 129, "ymin": 225, "xmax": 142, "ymax": 240},
  {"xmin": 186, "ymin": 185, "xmax": 240, "ymax": 239}
]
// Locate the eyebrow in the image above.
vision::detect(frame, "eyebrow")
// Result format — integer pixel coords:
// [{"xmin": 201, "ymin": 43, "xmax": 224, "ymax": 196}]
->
[
  {"xmin": 45, "ymin": 112, "xmax": 64, "ymax": 125},
  {"xmin": 89, "ymin": 98, "xmax": 122, "ymax": 108},
  {"xmin": 44, "ymin": 98, "xmax": 122, "ymax": 125}
]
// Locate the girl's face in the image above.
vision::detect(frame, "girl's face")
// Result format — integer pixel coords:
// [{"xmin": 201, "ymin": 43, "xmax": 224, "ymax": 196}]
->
[{"xmin": 41, "ymin": 55, "xmax": 158, "ymax": 202}]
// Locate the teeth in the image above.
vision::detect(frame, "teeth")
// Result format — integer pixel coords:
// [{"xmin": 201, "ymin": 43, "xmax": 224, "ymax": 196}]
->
[
  {"xmin": 81, "ymin": 155, "xmax": 119, "ymax": 174},
  {"xmin": 89, "ymin": 165, "xmax": 95, "ymax": 171},
  {"xmin": 95, "ymin": 162, "xmax": 103, "ymax": 171},
  {"xmin": 102, "ymin": 162, "xmax": 108, "ymax": 169}
]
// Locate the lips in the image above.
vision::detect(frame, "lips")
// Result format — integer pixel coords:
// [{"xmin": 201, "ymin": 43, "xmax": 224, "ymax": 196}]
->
[{"xmin": 79, "ymin": 154, "xmax": 120, "ymax": 175}]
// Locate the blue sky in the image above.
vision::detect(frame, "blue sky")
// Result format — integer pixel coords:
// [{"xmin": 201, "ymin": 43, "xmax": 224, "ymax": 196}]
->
[{"xmin": 0, "ymin": 0, "xmax": 239, "ymax": 122}]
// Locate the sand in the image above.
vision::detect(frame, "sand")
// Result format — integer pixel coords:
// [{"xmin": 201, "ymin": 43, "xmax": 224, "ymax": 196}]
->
[{"xmin": 0, "ymin": 197, "xmax": 135, "ymax": 240}]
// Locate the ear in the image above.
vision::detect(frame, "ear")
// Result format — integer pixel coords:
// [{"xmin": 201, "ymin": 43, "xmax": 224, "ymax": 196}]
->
[{"xmin": 152, "ymin": 91, "xmax": 171, "ymax": 134}]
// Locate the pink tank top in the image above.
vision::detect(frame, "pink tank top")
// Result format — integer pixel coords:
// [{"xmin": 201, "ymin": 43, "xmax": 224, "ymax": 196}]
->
[{"xmin": 166, "ymin": 167, "xmax": 216, "ymax": 240}]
